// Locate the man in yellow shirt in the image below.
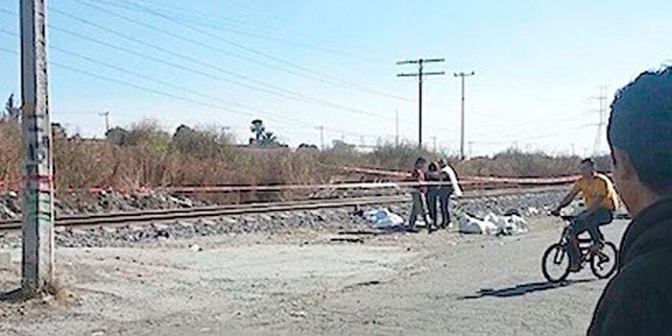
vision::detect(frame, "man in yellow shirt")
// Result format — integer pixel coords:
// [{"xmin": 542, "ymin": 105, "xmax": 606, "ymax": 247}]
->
[{"xmin": 553, "ymin": 158, "xmax": 618, "ymax": 270}]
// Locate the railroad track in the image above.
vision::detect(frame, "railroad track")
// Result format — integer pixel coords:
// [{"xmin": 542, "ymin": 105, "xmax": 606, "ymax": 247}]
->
[
  {"xmin": 0, "ymin": 195, "xmax": 409, "ymax": 231},
  {"xmin": 0, "ymin": 185, "xmax": 567, "ymax": 231}
]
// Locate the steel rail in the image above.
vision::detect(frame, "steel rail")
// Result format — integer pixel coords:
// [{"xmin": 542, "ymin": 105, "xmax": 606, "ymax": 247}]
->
[{"xmin": 0, "ymin": 185, "xmax": 568, "ymax": 231}]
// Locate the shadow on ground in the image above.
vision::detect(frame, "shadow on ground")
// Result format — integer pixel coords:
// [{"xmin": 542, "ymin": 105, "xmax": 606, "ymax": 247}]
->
[
  {"xmin": 458, "ymin": 279, "xmax": 595, "ymax": 300},
  {"xmin": 0, "ymin": 288, "xmax": 23, "ymax": 303}
]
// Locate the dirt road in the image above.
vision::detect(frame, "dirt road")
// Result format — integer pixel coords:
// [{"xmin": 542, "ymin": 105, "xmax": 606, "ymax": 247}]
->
[{"xmin": 0, "ymin": 218, "xmax": 628, "ymax": 336}]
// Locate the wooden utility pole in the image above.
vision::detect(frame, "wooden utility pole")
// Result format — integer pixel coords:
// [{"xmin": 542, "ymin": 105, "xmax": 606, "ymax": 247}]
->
[
  {"xmin": 20, "ymin": 0, "xmax": 55, "ymax": 296},
  {"xmin": 454, "ymin": 71, "xmax": 475, "ymax": 160},
  {"xmin": 315, "ymin": 126, "xmax": 325, "ymax": 150},
  {"xmin": 397, "ymin": 58, "xmax": 445, "ymax": 149},
  {"xmin": 395, "ymin": 110, "xmax": 399, "ymax": 147},
  {"xmin": 99, "ymin": 111, "xmax": 110, "ymax": 133}
]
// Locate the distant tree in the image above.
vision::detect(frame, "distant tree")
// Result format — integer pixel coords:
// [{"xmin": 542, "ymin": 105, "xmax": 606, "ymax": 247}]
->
[
  {"xmin": 3, "ymin": 94, "xmax": 20, "ymax": 122},
  {"xmin": 297, "ymin": 143, "xmax": 319, "ymax": 152},
  {"xmin": 249, "ymin": 119, "xmax": 283, "ymax": 147},
  {"xmin": 250, "ymin": 119, "xmax": 265, "ymax": 143},
  {"xmin": 172, "ymin": 124, "xmax": 226, "ymax": 158},
  {"xmin": 332, "ymin": 139, "xmax": 356, "ymax": 152},
  {"xmin": 105, "ymin": 126, "xmax": 131, "ymax": 146},
  {"xmin": 51, "ymin": 123, "xmax": 67, "ymax": 139}
]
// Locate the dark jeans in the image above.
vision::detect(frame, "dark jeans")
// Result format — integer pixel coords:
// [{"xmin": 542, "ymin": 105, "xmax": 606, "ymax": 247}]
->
[
  {"xmin": 426, "ymin": 187, "xmax": 452, "ymax": 227},
  {"xmin": 426, "ymin": 188, "xmax": 439, "ymax": 226},
  {"xmin": 568, "ymin": 208, "xmax": 614, "ymax": 266},
  {"xmin": 438, "ymin": 188, "xmax": 451, "ymax": 226}
]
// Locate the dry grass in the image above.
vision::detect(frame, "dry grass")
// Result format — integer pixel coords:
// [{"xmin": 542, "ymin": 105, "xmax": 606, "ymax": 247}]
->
[
  {"xmin": 0, "ymin": 119, "xmax": 608, "ymax": 194},
  {"xmin": 44, "ymin": 278, "xmax": 76, "ymax": 306}
]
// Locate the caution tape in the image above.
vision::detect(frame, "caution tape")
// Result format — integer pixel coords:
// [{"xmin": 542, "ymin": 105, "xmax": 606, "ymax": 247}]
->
[
  {"xmin": 0, "ymin": 166, "xmax": 590, "ymax": 194},
  {"xmin": 343, "ymin": 166, "xmax": 581, "ymax": 185}
]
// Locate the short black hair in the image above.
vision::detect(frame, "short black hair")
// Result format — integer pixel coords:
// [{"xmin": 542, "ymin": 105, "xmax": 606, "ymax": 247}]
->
[
  {"xmin": 608, "ymin": 66, "xmax": 672, "ymax": 195},
  {"xmin": 580, "ymin": 158, "xmax": 595, "ymax": 167},
  {"xmin": 414, "ymin": 157, "xmax": 427, "ymax": 165}
]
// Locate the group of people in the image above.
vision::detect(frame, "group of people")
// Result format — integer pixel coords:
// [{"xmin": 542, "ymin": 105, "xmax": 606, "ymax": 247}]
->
[{"xmin": 408, "ymin": 157, "xmax": 462, "ymax": 232}]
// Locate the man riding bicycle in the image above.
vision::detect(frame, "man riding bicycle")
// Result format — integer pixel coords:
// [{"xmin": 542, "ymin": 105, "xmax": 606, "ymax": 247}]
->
[{"xmin": 552, "ymin": 158, "xmax": 619, "ymax": 271}]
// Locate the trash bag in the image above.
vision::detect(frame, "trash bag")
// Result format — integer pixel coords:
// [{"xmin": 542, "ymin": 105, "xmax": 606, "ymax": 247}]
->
[
  {"xmin": 459, "ymin": 213, "xmax": 499, "ymax": 235},
  {"xmin": 363, "ymin": 208, "xmax": 405, "ymax": 228},
  {"xmin": 458, "ymin": 212, "xmax": 528, "ymax": 236}
]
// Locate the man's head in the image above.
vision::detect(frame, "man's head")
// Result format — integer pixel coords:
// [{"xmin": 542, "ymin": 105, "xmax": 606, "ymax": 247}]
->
[
  {"xmin": 414, "ymin": 157, "xmax": 427, "ymax": 170},
  {"xmin": 438, "ymin": 158, "xmax": 448, "ymax": 168},
  {"xmin": 608, "ymin": 66, "xmax": 672, "ymax": 215},
  {"xmin": 580, "ymin": 158, "xmax": 596, "ymax": 179}
]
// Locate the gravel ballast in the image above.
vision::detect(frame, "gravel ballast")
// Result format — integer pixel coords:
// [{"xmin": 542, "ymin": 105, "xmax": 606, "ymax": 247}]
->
[{"xmin": 0, "ymin": 189, "xmax": 567, "ymax": 249}]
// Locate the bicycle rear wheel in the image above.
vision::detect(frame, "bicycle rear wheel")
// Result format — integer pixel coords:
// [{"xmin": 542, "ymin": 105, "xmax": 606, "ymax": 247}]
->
[
  {"xmin": 542, "ymin": 243, "xmax": 571, "ymax": 283},
  {"xmin": 590, "ymin": 241, "xmax": 618, "ymax": 279}
]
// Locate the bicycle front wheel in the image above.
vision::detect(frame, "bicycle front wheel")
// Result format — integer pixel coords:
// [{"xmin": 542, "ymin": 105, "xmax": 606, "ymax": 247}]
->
[{"xmin": 542, "ymin": 243, "xmax": 571, "ymax": 283}]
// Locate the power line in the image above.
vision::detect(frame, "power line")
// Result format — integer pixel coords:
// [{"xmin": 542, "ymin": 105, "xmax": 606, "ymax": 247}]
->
[
  {"xmin": 0, "ymin": 46, "xmax": 371, "ymax": 138},
  {"xmin": 69, "ymin": 0, "xmax": 398, "ymax": 101},
  {"xmin": 82, "ymin": 0, "xmax": 387, "ymax": 64},
  {"xmin": 114, "ymin": 0, "xmax": 383, "ymax": 59},
  {"xmin": 46, "ymin": 6, "xmax": 389, "ymax": 120},
  {"xmin": 0, "ymin": 6, "xmax": 456, "ymax": 138},
  {"xmin": 77, "ymin": 0, "xmax": 414, "ymax": 105},
  {"xmin": 397, "ymin": 58, "xmax": 445, "ymax": 149}
]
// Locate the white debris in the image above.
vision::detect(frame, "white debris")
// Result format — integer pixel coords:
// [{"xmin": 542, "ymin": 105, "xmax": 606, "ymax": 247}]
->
[
  {"xmin": 458, "ymin": 214, "xmax": 499, "ymax": 235},
  {"xmin": 441, "ymin": 164, "xmax": 463, "ymax": 197},
  {"xmin": 455, "ymin": 206, "xmax": 529, "ymax": 236},
  {"xmin": 363, "ymin": 208, "xmax": 405, "ymax": 228},
  {"xmin": 527, "ymin": 207, "xmax": 540, "ymax": 216},
  {"xmin": 189, "ymin": 244, "xmax": 203, "ymax": 252}
]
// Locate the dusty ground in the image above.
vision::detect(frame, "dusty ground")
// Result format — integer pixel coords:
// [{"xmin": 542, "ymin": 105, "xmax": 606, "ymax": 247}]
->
[{"xmin": 0, "ymin": 217, "xmax": 627, "ymax": 336}]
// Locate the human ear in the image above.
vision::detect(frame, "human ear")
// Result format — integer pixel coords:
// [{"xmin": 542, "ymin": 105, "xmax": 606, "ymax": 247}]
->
[{"xmin": 613, "ymin": 149, "xmax": 636, "ymax": 181}]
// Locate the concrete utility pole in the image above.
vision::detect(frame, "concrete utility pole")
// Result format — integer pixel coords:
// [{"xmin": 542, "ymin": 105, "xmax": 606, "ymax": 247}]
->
[
  {"xmin": 397, "ymin": 58, "xmax": 445, "ymax": 149},
  {"xmin": 395, "ymin": 110, "xmax": 399, "ymax": 147},
  {"xmin": 315, "ymin": 126, "xmax": 324, "ymax": 150},
  {"xmin": 99, "ymin": 111, "xmax": 110, "ymax": 133},
  {"xmin": 20, "ymin": 0, "xmax": 55, "ymax": 296},
  {"xmin": 454, "ymin": 71, "xmax": 475, "ymax": 160}
]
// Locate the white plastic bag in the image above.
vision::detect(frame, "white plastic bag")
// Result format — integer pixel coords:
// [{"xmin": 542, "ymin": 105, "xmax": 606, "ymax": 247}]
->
[{"xmin": 364, "ymin": 208, "xmax": 405, "ymax": 228}]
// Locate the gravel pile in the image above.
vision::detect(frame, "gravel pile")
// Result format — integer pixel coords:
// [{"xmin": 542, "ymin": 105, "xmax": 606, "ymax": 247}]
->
[{"xmin": 0, "ymin": 189, "xmax": 567, "ymax": 249}]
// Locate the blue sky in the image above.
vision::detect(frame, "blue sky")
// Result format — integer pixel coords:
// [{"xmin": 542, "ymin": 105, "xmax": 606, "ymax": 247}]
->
[{"xmin": 1, "ymin": 0, "xmax": 670, "ymax": 156}]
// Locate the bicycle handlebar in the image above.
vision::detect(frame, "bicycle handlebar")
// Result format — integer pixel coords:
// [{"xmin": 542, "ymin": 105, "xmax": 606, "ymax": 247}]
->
[{"xmin": 548, "ymin": 211, "xmax": 577, "ymax": 222}]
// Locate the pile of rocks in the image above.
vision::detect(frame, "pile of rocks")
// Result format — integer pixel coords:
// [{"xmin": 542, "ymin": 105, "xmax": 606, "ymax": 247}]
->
[
  {"xmin": 0, "ymin": 190, "xmax": 206, "ymax": 220},
  {"xmin": 0, "ymin": 208, "xmax": 370, "ymax": 249},
  {"xmin": 0, "ymin": 188, "xmax": 568, "ymax": 249}
]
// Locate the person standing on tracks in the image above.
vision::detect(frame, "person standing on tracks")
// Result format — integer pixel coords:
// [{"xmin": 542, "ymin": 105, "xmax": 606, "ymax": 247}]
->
[
  {"xmin": 425, "ymin": 161, "xmax": 441, "ymax": 232},
  {"xmin": 588, "ymin": 66, "xmax": 672, "ymax": 336},
  {"xmin": 437, "ymin": 159, "xmax": 462, "ymax": 228},
  {"xmin": 408, "ymin": 157, "xmax": 428, "ymax": 232}
]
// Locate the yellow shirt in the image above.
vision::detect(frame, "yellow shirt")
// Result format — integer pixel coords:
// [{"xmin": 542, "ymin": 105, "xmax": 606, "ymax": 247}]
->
[{"xmin": 571, "ymin": 174, "xmax": 618, "ymax": 210}]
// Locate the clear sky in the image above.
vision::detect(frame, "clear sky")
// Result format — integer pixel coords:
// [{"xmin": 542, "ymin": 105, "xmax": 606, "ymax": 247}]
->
[{"xmin": 1, "ymin": 0, "xmax": 670, "ymax": 157}]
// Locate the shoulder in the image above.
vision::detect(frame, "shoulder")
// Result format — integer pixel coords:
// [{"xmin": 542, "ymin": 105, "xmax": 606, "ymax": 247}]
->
[
  {"xmin": 594, "ymin": 174, "xmax": 611, "ymax": 187},
  {"xmin": 590, "ymin": 248, "xmax": 672, "ymax": 335}
]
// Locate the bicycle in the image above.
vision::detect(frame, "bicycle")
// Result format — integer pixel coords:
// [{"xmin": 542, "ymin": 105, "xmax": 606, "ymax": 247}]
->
[{"xmin": 541, "ymin": 215, "xmax": 618, "ymax": 283}]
